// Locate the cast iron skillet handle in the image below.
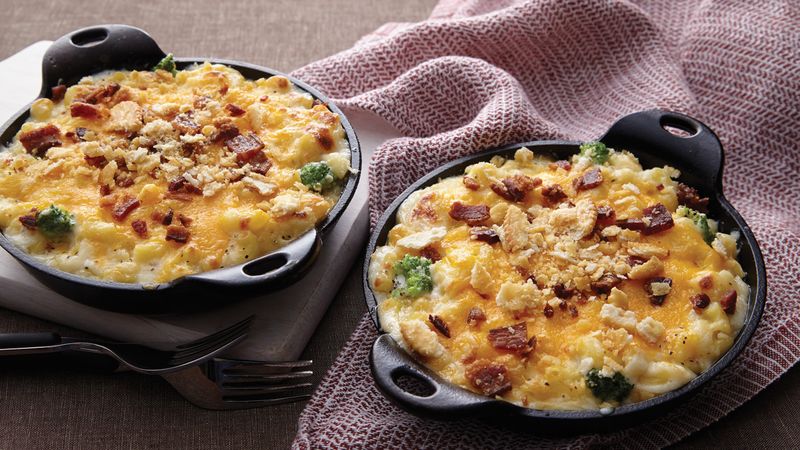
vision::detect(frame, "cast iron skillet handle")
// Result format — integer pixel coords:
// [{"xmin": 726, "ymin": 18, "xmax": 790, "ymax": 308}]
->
[
  {"xmin": 40, "ymin": 24, "xmax": 167, "ymax": 98},
  {"xmin": 371, "ymin": 334, "xmax": 502, "ymax": 417},
  {"xmin": 181, "ymin": 228, "xmax": 322, "ymax": 288},
  {"xmin": 599, "ymin": 109, "xmax": 724, "ymax": 192}
]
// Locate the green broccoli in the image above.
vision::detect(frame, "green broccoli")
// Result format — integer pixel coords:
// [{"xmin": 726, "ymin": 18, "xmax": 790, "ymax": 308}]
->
[
  {"xmin": 677, "ymin": 206, "xmax": 714, "ymax": 244},
  {"xmin": 153, "ymin": 54, "xmax": 177, "ymax": 76},
  {"xmin": 35, "ymin": 205, "xmax": 75, "ymax": 240},
  {"xmin": 300, "ymin": 162, "xmax": 335, "ymax": 192},
  {"xmin": 579, "ymin": 141, "xmax": 610, "ymax": 164},
  {"xmin": 392, "ymin": 255, "xmax": 433, "ymax": 298},
  {"xmin": 585, "ymin": 369, "xmax": 634, "ymax": 403}
]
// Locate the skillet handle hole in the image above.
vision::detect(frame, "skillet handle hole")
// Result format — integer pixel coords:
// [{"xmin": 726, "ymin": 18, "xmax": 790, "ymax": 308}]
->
[
  {"xmin": 70, "ymin": 28, "xmax": 109, "ymax": 47},
  {"xmin": 660, "ymin": 116, "xmax": 698, "ymax": 138},
  {"xmin": 392, "ymin": 371, "xmax": 436, "ymax": 397},
  {"xmin": 242, "ymin": 254, "xmax": 287, "ymax": 276}
]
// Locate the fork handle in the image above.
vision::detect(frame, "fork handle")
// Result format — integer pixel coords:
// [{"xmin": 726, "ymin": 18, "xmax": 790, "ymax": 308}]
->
[
  {"xmin": 0, "ymin": 333, "xmax": 121, "ymax": 372},
  {"xmin": 0, "ymin": 332, "xmax": 61, "ymax": 348}
]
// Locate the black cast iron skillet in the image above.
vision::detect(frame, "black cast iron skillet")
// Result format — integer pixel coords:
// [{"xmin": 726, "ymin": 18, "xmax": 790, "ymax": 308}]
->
[
  {"xmin": 0, "ymin": 25, "xmax": 360, "ymax": 314},
  {"xmin": 363, "ymin": 110, "xmax": 766, "ymax": 432}
]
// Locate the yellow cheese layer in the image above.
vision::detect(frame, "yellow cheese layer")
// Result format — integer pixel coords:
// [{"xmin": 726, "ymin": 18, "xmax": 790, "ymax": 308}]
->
[
  {"xmin": 0, "ymin": 63, "xmax": 350, "ymax": 284},
  {"xmin": 369, "ymin": 148, "xmax": 749, "ymax": 411}
]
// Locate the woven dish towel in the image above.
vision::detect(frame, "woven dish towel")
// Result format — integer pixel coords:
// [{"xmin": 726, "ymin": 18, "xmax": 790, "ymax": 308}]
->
[{"xmin": 291, "ymin": 0, "xmax": 800, "ymax": 448}]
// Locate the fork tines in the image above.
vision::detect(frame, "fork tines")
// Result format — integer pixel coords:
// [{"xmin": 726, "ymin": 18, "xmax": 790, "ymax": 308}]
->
[
  {"xmin": 214, "ymin": 358, "xmax": 314, "ymax": 407},
  {"xmin": 168, "ymin": 316, "xmax": 254, "ymax": 366}
]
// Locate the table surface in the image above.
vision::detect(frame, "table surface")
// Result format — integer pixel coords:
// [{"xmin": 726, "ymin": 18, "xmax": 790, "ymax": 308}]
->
[{"xmin": 1, "ymin": 1, "xmax": 798, "ymax": 449}]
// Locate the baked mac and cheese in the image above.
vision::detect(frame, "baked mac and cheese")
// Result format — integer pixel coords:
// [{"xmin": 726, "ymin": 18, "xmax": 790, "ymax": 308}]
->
[{"xmin": 369, "ymin": 144, "xmax": 748, "ymax": 410}]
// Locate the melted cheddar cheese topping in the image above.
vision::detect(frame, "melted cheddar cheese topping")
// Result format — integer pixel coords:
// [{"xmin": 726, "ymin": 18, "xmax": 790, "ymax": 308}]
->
[
  {"xmin": 0, "ymin": 63, "xmax": 350, "ymax": 284},
  {"xmin": 369, "ymin": 147, "xmax": 749, "ymax": 411}
]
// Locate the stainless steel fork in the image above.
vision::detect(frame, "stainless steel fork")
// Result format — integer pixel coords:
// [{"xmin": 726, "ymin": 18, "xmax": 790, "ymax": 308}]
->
[
  {"xmin": 162, "ymin": 357, "xmax": 313, "ymax": 409},
  {"xmin": 0, "ymin": 316, "xmax": 253, "ymax": 374}
]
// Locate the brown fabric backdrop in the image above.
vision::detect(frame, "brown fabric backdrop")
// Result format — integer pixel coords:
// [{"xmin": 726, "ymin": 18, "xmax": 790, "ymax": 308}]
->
[{"xmin": 0, "ymin": 1, "xmax": 798, "ymax": 449}]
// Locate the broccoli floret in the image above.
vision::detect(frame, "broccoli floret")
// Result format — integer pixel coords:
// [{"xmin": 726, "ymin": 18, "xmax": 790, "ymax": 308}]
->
[
  {"xmin": 677, "ymin": 206, "xmax": 714, "ymax": 244},
  {"xmin": 300, "ymin": 162, "xmax": 335, "ymax": 192},
  {"xmin": 391, "ymin": 255, "xmax": 433, "ymax": 298},
  {"xmin": 153, "ymin": 54, "xmax": 177, "ymax": 76},
  {"xmin": 579, "ymin": 141, "xmax": 610, "ymax": 164},
  {"xmin": 585, "ymin": 369, "xmax": 634, "ymax": 403},
  {"xmin": 35, "ymin": 205, "xmax": 75, "ymax": 240}
]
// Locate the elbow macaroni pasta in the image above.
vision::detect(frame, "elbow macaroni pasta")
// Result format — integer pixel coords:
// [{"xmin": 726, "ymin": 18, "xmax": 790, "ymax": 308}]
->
[
  {"xmin": 0, "ymin": 63, "xmax": 351, "ymax": 284},
  {"xmin": 369, "ymin": 147, "xmax": 749, "ymax": 410}
]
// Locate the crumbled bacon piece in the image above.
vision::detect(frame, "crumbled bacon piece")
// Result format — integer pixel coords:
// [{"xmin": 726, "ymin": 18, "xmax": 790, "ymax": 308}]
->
[
  {"xmin": 50, "ymin": 84, "xmax": 66, "ymax": 102},
  {"xmin": 420, "ymin": 245, "xmax": 441, "ymax": 262},
  {"xmin": 114, "ymin": 172, "xmax": 135, "ymax": 188},
  {"xmin": 690, "ymin": 293, "xmax": 711, "ymax": 310},
  {"xmin": 194, "ymin": 95, "xmax": 212, "ymax": 109},
  {"xmin": 720, "ymin": 290, "xmax": 737, "ymax": 314},
  {"xmin": 178, "ymin": 213, "xmax": 193, "ymax": 227},
  {"xmin": 488, "ymin": 322, "xmax": 534, "ymax": 355},
  {"xmin": 568, "ymin": 303, "xmax": 579, "ymax": 318},
  {"xmin": 428, "ymin": 315, "xmax": 451, "ymax": 338},
  {"xmin": 84, "ymin": 155, "xmax": 107, "ymax": 168},
  {"xmin": 676, "ymin": 182, "xmax": 709, "ymax": 213},
  {"xmin": 642, "ymin": 203, "xmax": 674, "ymax": 235},
  {"xmin": 99, "ymin": 184, "xmax": 111, "ymax": 196},
  {"xmin": 131, "ymin": 219, "xmax": 147, "ymax": 238},
  {"xmin": 81, "ymin": 83, "xmax": 120, "ymax": 104},
  {"xmin": 491, "ymin": 175, "xmax": 539, "ymax": 202},
  {"xmin": 19, "ymin": 124, "xmax": 62, "ymax": 157},
  {"xmin": 541, "ymin": 184, "xmax": 567, "ymax": 204},
  {"xmin": 211, "ymin": 121, "xmax": 240, "ymax": 142},
  {"xmin": 226, "ymin": 133, "xmax": 266, "ymax": 164},
  {"xmin": 18, "ymin": 209, "xmax": 38, "ymax": 230},
  {"xmin": 656, "ymin": 184, "xmax": 664, "ymax": 191},
  {"xmin": 596, "ymin": 205, "xmax": 616, "ymax": 227},
  {"xmin": 466, "ymin": 363, "xmax": 512, "ymax": 396},
  {"xmin": 644, "ymin": 277, "xmax": 673, "ymax": 306},
  {"xmin": 573, "ymin": 168, "xmax": 603, "ymax": 191},
  {"xmin": 249, "ymin": 156, "xmax": 273, "ymax": 175},
  {"xmin": 163, "ymin": 209, "xmax": 174, "ymax": 225},
  {"xmin": 469, "ymin": 227, "xmax": 500, "ymax": 244},
  {"xmin": 311, "ymin": 127, "xmax": 334, "ymax": 151},
  {"xmin": 172, "ymin": 112, "xmax": 201, "ymax": 135},
  {"xmin": 553, "ymin": 283, "xmax": 576, "ymax": 299},
  {"xmin": 543, "ymin": 303, "xmax": 554, "ymax": 318},
  {"xmin": 449, "ymin": 202, "xmax": 490, "ymax": 226},
  {"xmin": 153, "ymin": 208, "xmax": 175, "ymax": 226},
  {"xmin": 549, "ymin": 160, "xmax": 572, "ymax": 171},
  {"xmin": 168, "ymin": 177, "xmax": 186, "ymax": 192},
  {"xmin": 590, "ymin": 274, "xmax": 623, "ymax": 295},
  {"xmin": 411, "ymin": 194, "xmax": 437, "ymax": 222},
  {"xmin": 698, "ymin": 275, "xmax": 713, "ymax": 289},
  {"xmin": 466, "ymin": 307, "xmax": 486, "ymax": 326},
  {"xmin": 111, "ymin": 196, "xmax": 140, "ymax": 221},
  {"xmin": 225, "ymin": 103, "xmax": 246, "ymax": 116},
  {"xmin": 70, "ymin": 102, "xmax": 102, "ymax": 119},
  {"xmin": 167, "ymin": 177, "xmax": 201, "ymax": 195},
  {"xmin": 616, "ymin": 218, "xmax": 645, "ymax": 231},
  {"xmin": 463, "ymin": 175, "xmax": 480, "ymax": 190},
  {"xmin": 165, "ymin": 225, "xmax": 190, "ymax": 244}
]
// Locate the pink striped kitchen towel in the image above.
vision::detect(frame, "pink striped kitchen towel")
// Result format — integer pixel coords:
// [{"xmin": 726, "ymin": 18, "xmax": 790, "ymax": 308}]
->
[{"xmin": 291, "ymin": 0, "xmax": 800, "ymax": 448}]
